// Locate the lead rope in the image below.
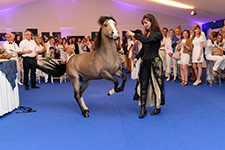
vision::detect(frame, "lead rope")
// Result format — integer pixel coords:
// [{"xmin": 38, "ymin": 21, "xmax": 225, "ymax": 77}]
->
[{"xmin": 15, "ymin": 106, "xmax": 36, "ymax": 114}]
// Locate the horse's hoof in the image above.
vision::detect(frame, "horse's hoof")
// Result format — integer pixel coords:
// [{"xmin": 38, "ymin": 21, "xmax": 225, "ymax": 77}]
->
[
  {"xmin": 118, "ymin": 87, "xmax": 123, "ymax": 92},
  {"xmin": 107, "ymin": 88, "xmax": 115, "ymax": 96},
  {"xmin": 83, "ymin": 113, "xmax": 89, "ymax": 118},
  {"xmin": 82, "ymin": 109, "xmax": 89, "ymax": 118}
]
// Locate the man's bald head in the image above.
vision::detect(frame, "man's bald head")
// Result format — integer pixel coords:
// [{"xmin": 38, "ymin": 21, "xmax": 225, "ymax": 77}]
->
[
  {"xmin": 24, "ymin": 30, "xmax": 32, "ymax": 40},
  {"xmin": 5, "ymin": 34, "xmax": 12, "ymax": 42}
]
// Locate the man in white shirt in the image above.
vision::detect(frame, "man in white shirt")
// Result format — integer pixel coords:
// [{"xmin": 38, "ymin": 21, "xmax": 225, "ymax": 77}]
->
[
  {"xmin": 19, "ymin": 30, "xmax": 40, "ymax": 90},
  {"xmin": 159, "ymin": 27, "xmax": 169, "ymax": 75},
  {"xmin": 3, "ymin": 34, "xmax": 20, "ymax": 58},
  {"xmin": 3, "ymin": 33, "xmax": 23, "ymax": 85}
]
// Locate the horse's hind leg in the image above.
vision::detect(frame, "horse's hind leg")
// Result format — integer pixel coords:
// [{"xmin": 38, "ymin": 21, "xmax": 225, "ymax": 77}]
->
[
  {"xmin": 115, "ymin": 70, "xmax": 127, "ymax": 92},
  {"xmin": 70, "ymin": 77, "xmax": 89, "ymax": 118},
  {"xmin": 79, "ymin": 80, "xmax": 91, "ymax": 113}
]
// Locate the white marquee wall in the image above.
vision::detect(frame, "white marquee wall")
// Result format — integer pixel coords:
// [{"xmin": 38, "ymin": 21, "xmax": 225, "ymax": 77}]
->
[{"xmin": 0, "ymin": 0, "xmax": 195, "ymax": 46}]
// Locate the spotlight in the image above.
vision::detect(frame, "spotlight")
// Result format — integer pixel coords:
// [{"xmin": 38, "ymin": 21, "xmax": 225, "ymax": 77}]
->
[{"xmin": 191, "ymin": 10, "xmax": 197, "ymax": 16}]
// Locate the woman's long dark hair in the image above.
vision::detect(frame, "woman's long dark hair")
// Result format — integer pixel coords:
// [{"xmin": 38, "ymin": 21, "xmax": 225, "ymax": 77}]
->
[{"xmin": 141, "ymin": 13, "xmax": 161, "ymax": 38}]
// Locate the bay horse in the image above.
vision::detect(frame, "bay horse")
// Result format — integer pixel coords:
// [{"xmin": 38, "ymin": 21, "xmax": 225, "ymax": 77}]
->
[{"xmin": 36, "ymin": 16, "xmax": 127, "ymax": 117}]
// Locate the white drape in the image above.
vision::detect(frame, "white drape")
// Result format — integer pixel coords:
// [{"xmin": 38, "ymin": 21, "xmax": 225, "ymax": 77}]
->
[{"xmin": 0, "ymin": 71, "xmax": 19, "ymax": 116}]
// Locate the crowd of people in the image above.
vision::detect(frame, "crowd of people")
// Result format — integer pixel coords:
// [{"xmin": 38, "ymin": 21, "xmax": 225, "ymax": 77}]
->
[
  {"xmin": 123, "ymin": 24, "xmax": 225, "ymax": 86},
  {"xmin": 2, "ymin": 30, "xmax": 95, "ymax": 89},
  {"xmin": 2, "ymin": 24, "xmax": 225, "ymax": 90},
  {"xmin": 3, "ymin": 12, "xmax": 225, "ymax": 119}
]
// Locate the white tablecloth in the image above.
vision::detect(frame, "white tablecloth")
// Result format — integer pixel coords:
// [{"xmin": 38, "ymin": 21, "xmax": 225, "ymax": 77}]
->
[{"xmin": 0, "ymin": 71, "xmax": 19, "ymax": 116}]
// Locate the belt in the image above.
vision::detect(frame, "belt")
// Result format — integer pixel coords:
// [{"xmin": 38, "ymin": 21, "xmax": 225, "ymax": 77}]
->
[
  {"xmin": 159, "ymin": 49, "xmax": 165, "ymax": 51},
  {"xmin": 22, "ymin": 56, "xmax": 36, "ymax": 59}
]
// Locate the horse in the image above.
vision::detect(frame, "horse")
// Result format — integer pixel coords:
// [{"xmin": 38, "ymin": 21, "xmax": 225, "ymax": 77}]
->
[{"xmin": 35, "ymin": 16, "xmax": 127, "ymax": 117}]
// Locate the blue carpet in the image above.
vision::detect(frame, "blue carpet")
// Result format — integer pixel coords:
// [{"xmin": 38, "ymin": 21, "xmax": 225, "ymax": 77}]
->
[{"xmin": 1, "ymin": 71, "xmax": 225, "ymax": 150}]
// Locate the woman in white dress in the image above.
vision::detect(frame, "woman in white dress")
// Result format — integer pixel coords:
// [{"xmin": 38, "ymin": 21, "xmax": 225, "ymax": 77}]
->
[
  {"xmin": 35, "ymin": 37, "xmax": 48, "ymax": 82},
  {"xmin": 81, "ymin": 38, "xmax": 90, "ymax": 53},
  {"xmin": 35, "ymin": 37, "xmax": 46, "ymax": 59},
  {"xmin": 165, "ymin": 29, "xmax": 175, "ymax": 81},
  {"xmin": 58, "ymin": 38, "xmax": 66, "ymax": 63},
  {"xmin": 77, "ymin": 38, "xmax": 83, "ymax": 54},
  {"xmin": 177, "ymin": 30, "xmax": 193, "ymax": 85},
  {"xmin": 205, "ymin": 32, "xmax": 225, "ymax": 82},
  {"xmin": 68, "ymin": 38, "xmax": 75, "ymax": 53},
  {"xmin": 192, "ymin": 25, "xmax": 204, "ymax": 86},
  {"xmin": 212, "ymin": 34, "xmax": 225, "ymax": 75}
]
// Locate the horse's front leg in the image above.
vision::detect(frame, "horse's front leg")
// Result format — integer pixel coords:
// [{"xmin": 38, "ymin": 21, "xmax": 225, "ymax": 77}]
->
[
  {"xmin": 114, "ymin": 70, "xmax": 127, "ymax": 92},
  {"xmin": 100, "ymin": 70, "xmax": 119, "ymax": 96}
]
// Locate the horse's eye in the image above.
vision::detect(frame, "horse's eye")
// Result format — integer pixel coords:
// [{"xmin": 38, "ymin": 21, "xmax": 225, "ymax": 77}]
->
[{"xmin": 104, "ymin": 24, "xmax": 108, "ymax": 27}]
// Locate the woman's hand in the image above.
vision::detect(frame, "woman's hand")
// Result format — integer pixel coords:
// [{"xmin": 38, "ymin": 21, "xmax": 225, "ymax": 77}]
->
[
  {"xmin": 168, "ymin": 52, "xmax": 173, "ymax": 57},
  {"xmin": 126, "ymin": 30, "xmax": 135, "ymax": 37},
  {"xmin": 133, "ymin": 58, "xmax": 137, "ymax": 66},
  {"xmin": 197, "ymin": 56, "xmax": 201, "ymax": 61}
]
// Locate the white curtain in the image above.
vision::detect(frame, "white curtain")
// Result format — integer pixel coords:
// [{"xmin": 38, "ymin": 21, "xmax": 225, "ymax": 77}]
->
[{"xmin": 0, "ymin": 71, "xmax": 19, "ymax": 116}]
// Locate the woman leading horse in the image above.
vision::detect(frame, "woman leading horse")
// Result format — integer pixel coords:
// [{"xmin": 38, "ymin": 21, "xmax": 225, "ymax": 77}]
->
[{"xmin": 126, "ymin": 13, "xmax": 165, "ymax": 118}]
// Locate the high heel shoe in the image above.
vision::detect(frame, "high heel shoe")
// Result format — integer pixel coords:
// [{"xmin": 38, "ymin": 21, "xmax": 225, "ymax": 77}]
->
[
  {"xmin": 139, "ymin": 106, "xmax": 147, "ymax": 118},
  {"xmin": 151, "ymin": 107, "xmax": 161, "ymax": 115},
  {"xmin": 180, "ymin": 80, "xmax": 185, "ymax": 85},
  {"xmin": 172, "ymin": 77, "xmax": 178, "ymax": 83},
  {"xmin": 193, "ymin": 80, "xmax": 201, "ymax": 86},
  {"xmin": 183, "ymin": 81, "xmax": 188, "ymax": 86},
  {"xmin": 166, "ymin": 77, "xmax": 170, "ymax": 81},
  {"xmin": 211, "ymin": 70, "xmax": 218, "ymax": 77}
]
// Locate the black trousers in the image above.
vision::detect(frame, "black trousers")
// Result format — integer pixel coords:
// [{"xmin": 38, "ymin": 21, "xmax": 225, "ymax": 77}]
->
[
  {"xmin": 139, "ymin": 61, "xmax": 152, "ymax": 106},
  {"xmin": 23, "ymin": 57, "xmax": 37, "ymax": 87}
]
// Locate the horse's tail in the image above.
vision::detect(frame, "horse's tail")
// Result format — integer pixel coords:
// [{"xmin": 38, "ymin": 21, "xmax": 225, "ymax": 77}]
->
[{"xmin": 33, "ymin": 59, "xmax": 66, "ymax": 77}]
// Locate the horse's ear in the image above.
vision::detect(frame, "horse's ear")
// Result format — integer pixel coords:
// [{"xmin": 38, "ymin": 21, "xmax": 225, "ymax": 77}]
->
[{"xmin": 98, "ymin": 16, "xmax": 108, "ymax": 25}]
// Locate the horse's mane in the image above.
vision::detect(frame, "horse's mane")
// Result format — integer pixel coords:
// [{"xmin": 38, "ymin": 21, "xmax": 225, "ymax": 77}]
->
[{"xmin": 93, "ymin": 16, "xmax": 117, "ymax": 50}]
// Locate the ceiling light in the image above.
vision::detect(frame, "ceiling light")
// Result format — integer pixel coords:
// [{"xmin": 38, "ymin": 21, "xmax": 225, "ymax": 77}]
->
[
  {"xmin": 191, "ymin": 10, "xmax": 197, "ymax": 16},
  {"xmin": 150, "ymin": 0, "xmax": 194, "ymax": 9}
]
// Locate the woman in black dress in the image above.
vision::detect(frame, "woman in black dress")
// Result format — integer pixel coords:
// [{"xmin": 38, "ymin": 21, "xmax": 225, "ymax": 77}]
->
[{"xmin": 126, "ymin": 13, "xmax": 165, "ymax": 118}]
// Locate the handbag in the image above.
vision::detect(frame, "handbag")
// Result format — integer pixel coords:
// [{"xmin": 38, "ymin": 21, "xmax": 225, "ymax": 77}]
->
[
  {"xmin": 212, "ymin": 47, "xmax": 223, "ymax": 56},
  {"xmin": 172, "ymin": 50, "xmax": 181, "ymax": 60}
]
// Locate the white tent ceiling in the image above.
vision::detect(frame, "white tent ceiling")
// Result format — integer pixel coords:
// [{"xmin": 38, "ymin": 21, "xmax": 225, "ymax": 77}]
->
[
  {"xmin": 115, "ymin": 0, "xmax": 225, "ymax": 23},
  {"xmin": 0, "ymin": 0, "xmax": 224, "ymax": 24},
  {"xmin": 0, "ymin": 0, "xmax": 40, "ymax": 12}
]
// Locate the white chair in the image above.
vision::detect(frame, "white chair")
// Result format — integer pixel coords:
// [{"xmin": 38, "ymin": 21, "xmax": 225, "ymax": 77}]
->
[
  {"xmin": 204, "ymin": 60, "xmax": 222, "ymax": 87},
  {"xmin": 36, "ymin": 57, "xmax": 48, "ymax": 83},
  {"xmin": 50, "ymin": 59, "xmax": 66, "ymax": 84}
]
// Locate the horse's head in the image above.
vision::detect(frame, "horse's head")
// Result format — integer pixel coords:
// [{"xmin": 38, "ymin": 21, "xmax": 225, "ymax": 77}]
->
[{"xmin": 99, "ymin": 16, "xmax": 119, "ymax": 40}]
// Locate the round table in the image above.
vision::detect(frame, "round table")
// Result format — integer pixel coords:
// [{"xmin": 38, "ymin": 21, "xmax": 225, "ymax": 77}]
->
[{"xmin": 0, "ymin": 60, "xmax": 19, "ymax": 116}]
